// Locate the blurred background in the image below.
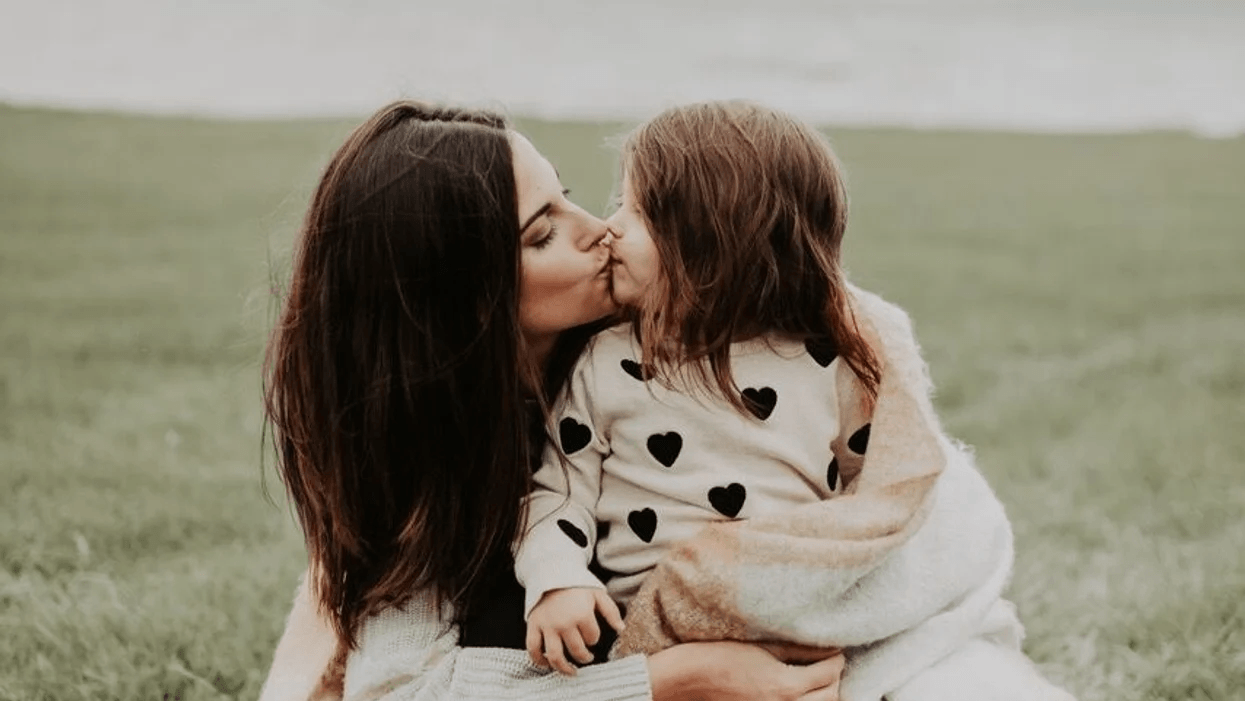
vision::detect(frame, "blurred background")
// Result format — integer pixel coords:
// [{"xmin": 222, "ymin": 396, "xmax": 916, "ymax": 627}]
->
[
  {"xmin": 3, "ymin": 0, "xmax": 1245, "ymax": 135},
  {"xmin": 1, "ymin": 1, "xmax": 1242, "ymax": 699}
]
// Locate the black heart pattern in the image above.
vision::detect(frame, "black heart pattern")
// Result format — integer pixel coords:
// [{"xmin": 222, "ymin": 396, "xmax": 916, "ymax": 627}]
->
[
  {"xmin": 848, "ymin": 423, "xmax": 871, "ymax": 454},
  {"xmin": 708, "ymin": 482, "xmax": 747, "ymax": 518},
  {"xmin": 587, "ymin": 520, "xmax": 619, "ymax": 583},
  {"xmin": 741, "ymin": 386, "xmax": 778, "ymax": 420},
  {"xmin": 827, "ymin": 457, "xmax": 839, "ymax": 492},
  {"xmin": 620, "ymin": 359, "xmax": 652, "ymax": 381},
  {"xmin": 805, "ymin": 337, "xmax": 839, "ymax": 368},
  {"xmin": 559, "ymin": 417, "xmax": 592, "ymax": 454},
  {"xmin": 628, "ymin": 508, "xmax": 657, "ymax": 543},
  {"xmin": 557, "ymin": 519, "xmax": 588, "ymax": 548},
  {"xmin": 646, "ymin": 432, "xmax": 683, "ymax": 467}
]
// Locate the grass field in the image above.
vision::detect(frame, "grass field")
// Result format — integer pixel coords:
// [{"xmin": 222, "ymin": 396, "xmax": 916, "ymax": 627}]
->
[{"xmin": 1, "ymin": 103, "xmax": 1242, "ymax": 700}]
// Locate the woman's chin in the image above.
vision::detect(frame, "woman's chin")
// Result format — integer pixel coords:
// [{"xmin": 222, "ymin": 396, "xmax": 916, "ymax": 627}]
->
[{"xmin": 592, "ymin": 291, "xmax": 619, "ymax": 318}]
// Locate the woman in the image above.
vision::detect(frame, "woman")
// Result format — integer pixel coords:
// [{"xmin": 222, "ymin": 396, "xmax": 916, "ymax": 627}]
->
[{"xmin": 259, "ymin": 101, "xmax": 845, "ymax": 701}]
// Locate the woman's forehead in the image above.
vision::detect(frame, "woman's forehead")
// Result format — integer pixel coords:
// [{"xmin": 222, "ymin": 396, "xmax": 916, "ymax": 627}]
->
[{"xmin": 511, "ymin": 131, "xmax": 560, "ymax": 223}]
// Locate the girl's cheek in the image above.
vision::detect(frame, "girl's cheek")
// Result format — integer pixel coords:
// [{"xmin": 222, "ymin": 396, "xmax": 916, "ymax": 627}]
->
[{"xmin": 611, "ymin": 236, "xmax": 633, "ymax": 267}]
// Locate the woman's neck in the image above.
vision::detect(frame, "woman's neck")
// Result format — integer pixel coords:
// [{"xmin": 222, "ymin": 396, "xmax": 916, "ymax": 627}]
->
[{"xmin": 522, "ymin": 332, "xmax": 557, "ymax": 397}]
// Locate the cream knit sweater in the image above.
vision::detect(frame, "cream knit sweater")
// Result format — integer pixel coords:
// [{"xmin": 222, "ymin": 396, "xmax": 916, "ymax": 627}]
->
[{"xmin": 342, "ymin": 589, "xmax": 652, "ymax": 701}]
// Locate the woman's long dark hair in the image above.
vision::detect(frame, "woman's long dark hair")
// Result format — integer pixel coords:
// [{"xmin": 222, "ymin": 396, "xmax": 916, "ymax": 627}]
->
[{"xmin": 263, "ymin": 101, "xmax": 534, "ymax": 647}]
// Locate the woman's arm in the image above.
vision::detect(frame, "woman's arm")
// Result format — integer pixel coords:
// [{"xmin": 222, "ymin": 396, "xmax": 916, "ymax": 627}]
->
[
  {"xmin": 648, "ymin": 642, "xmax": 844, "ymax": 701},
  {"xmin": 259, "ymin": 571, "xmax": 342, "ymax": 701},
  {"xmin": 258, "ymin": 574, "xmax": 841, "ymax": 701},
  {"xmin": 375, "ymin": 633, "xmax": 843, "ymax": 701}
]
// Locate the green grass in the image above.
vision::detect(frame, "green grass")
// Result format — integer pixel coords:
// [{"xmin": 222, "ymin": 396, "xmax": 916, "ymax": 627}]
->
[{"xmin": 2, "ymin": 103, "xmax": 1242, "ymax": 700}]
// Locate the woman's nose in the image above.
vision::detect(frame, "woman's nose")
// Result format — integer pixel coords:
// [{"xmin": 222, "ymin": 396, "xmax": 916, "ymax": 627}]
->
[
  {"xmin": 571, "ymin": 209, "xmax": 610, "ymax": 251},
  {"xmin": 582, "ymin": 220, "xmax": 610, "ymax": 251}
]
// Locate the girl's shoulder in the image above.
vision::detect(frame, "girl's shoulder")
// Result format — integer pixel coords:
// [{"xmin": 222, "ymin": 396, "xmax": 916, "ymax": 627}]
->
[
  {"xmin": 845, "ymin": 282, "xmax": 936, "ymax": 405},
  {"xmin": 561, "ymin": 323, "xmax": 644, "ymax": 399},
  {"xmin": 845, "ymin": 282, "xmax": 918, "ymax": 344},
  {"xmin": 590, "ymin": 321, "xmax": 637, "ymax": 347},
  {"xmin": 582, "ymin": 322, "xmax": 641, "ymax": 366}
]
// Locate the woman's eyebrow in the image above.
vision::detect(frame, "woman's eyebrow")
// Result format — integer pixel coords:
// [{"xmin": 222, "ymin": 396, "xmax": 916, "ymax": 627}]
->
[{"xmin": 520, "ymin": 202, "xmax": 553, "ymax": 234}]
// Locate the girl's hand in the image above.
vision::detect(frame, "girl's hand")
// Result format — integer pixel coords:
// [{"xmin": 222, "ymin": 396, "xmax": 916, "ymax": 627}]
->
[
  {"xmin": 647, "ymin": 641, "xmax": 844, "ymax": 701},
  {"xmin": 525, "ymin": 587, "xmax": 625, "ymax": 675}
]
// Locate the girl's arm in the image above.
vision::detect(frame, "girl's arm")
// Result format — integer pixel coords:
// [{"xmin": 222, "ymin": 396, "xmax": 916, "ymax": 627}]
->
[{"xmin": 514, "ymin": 352, "xmax": 610, "ymax": 618}]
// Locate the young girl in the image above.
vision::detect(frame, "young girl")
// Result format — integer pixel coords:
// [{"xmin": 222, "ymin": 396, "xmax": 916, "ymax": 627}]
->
[{"xmin": 514, "ymin": 101, "xmax": 1075, "ymax": 701}]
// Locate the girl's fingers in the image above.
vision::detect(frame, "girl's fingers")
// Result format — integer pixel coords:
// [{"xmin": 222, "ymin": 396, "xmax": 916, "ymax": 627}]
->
[
  {"xmin": 564, "ymin": 628, "xmax": 594, "ymax": 665},
  {"xmin": 594, "ymin": 590, "xmax": 626, "ymax": 633},
  {"xmin": 542, "ymin": 630, "xmax": 576, "ymax": 676},
  {"xmin": 577, "ymin": 611, "xmax": 602, "ymax": 647},
  {"xmin": 525, "ymin": 625, "xmax": 545, "ymax": 667}
]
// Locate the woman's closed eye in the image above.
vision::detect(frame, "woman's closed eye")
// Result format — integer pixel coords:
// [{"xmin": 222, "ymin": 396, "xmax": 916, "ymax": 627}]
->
[{"xmin": 529, "ymin": 222, "xmax": 558, "ymax": 250}]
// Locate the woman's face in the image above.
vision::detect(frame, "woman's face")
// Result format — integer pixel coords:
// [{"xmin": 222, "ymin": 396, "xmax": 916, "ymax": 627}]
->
[
  {"xmin": 604, "ymin": 172, "xmax": 661, "ymax": 307},
  {"xmin": 511, "ymin": 132, "xmax": 615, "ymax": 343}
]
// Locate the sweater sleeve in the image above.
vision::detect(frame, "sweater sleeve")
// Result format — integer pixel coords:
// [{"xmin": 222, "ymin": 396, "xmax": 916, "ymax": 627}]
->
[
  {"xmin": 344, "ymin": 592, "xmax": 652, "ymax": 701},
  {"xmin": 513, "ymin": 350, "xmax": 609, "ymax": 618}
]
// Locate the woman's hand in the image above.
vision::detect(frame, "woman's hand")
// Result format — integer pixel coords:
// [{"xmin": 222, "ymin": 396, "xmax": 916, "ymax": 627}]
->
[{"xmin": 647, "ymin": 641, "xmax": 843, "ymax": 701}]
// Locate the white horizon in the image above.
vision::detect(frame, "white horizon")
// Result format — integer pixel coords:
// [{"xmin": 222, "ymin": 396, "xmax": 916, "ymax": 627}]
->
[{"xmin": 2, "ymin": 0, "xmax": 1242, "ymax": 137}]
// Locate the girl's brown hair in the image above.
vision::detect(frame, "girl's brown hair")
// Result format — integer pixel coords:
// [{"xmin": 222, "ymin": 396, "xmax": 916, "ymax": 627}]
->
[
  {"xmin": 264, "ymin": 101, "xmax": 535, "ymax": 648},
  {"xmin": 621, "ymin": 100, "xmax": 881, "ymax": 411}
]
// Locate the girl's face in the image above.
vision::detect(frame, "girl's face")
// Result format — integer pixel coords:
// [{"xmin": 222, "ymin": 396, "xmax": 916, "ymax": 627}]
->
[
  {"xmin": 511, "ymin": 132, "xmax": 616, "ymax": 343},
  {"xmin": 604, "ymin": 173, "xmax": 661, "ymax": 307}
]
